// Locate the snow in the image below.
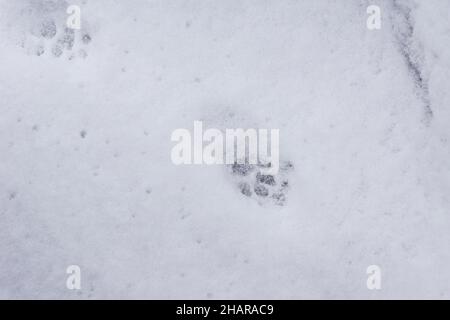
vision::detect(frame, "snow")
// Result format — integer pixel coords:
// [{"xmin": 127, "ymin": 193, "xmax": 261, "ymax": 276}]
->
[{"xmin": 0, "ymin": 0, "xmax": 449, "ymax": 299}]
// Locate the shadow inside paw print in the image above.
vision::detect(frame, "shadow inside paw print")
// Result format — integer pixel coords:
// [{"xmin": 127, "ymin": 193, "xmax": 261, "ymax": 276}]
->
[{"xmin": 230, "ymin": 161, "xmax": 294, "ymax": 206}]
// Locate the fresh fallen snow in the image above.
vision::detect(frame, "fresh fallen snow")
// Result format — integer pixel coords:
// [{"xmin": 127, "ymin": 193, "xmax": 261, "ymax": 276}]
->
[{"xmin": 0, "ymin": 0, "xmax": 449, "ymax": 299}]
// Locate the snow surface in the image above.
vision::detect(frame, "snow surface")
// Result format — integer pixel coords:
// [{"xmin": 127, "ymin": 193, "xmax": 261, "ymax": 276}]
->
[{"xmin": 0, "ymin": 0, "xmax": 449, "ymax": 299}]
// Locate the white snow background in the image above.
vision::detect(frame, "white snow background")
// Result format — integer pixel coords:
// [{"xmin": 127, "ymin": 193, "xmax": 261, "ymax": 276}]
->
[{"xmin": 0, "ymin": 0, "xmax": 450, "ymax": 299}]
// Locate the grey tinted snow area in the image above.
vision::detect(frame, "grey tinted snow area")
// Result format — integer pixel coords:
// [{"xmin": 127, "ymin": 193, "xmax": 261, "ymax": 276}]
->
[{"xmin": 0, "ymin": 0, "xmax": 450, "ymax": 299}]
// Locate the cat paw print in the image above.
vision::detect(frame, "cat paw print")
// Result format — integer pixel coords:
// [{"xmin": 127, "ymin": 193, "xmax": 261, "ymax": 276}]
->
[
  {"xmin": 19, "ymin": 0, "xmax": 91, "ymax": 59},
  {"xmin": 230, "ymin": 160, "xmax": 294, "ymax": 206}
]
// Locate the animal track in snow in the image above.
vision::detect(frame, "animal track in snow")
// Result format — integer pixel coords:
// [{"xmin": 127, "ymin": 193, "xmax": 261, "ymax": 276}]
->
[
  {"xmin": 17, "ymin": 0, "xmax": 91, "ymax": 59},
  {"xmin": 229, "ymin": 160, "xmax": 294, "ymax": 206}
]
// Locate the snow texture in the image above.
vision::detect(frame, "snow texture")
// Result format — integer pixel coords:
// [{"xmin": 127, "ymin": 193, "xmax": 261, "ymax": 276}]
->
[{"xmin": 0, "ymin": 0, "xmax": 450, "ymax": 299}]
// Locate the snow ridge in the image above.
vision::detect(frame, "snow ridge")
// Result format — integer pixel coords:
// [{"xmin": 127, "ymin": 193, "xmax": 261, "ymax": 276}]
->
[{"xmin": 390, "ymin": 0, "xmax": 433, "ymax": 124}]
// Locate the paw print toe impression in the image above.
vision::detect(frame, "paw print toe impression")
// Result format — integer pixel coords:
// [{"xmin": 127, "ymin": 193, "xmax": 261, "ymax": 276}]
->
[{"xmin": 230, "ymin": 161, "xmax": 293, "ymax": 206}]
